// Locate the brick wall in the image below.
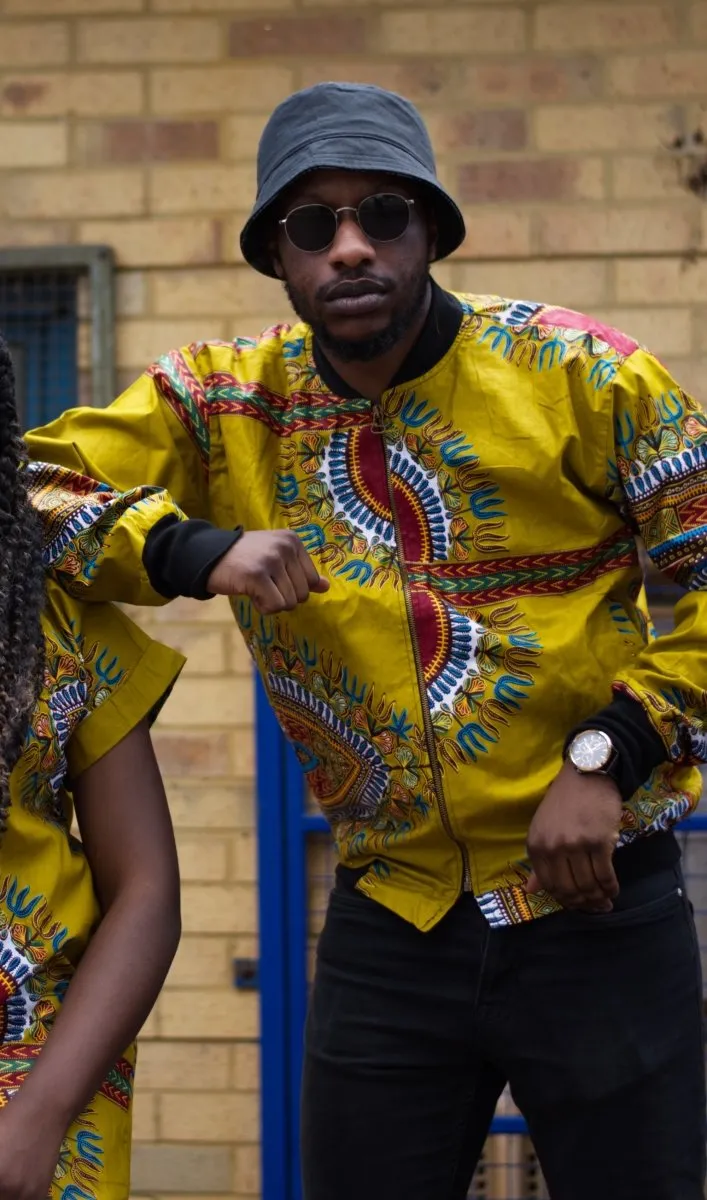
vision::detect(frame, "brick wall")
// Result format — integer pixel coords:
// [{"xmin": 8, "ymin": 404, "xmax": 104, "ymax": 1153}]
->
[{"xmin": 1, "ymin": 1, "xmax": 707, "ymax": 1197}]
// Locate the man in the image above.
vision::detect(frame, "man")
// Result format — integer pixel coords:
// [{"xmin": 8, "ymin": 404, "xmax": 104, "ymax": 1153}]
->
[{"xmin": 27, "ymin": 83, "xmax": 707, "ymax": 1198}]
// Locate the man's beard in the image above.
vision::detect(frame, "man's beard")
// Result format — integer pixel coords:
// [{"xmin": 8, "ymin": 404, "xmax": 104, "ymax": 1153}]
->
[{"xmin": 283, "ymin": 267, "xmax": 430, "ymax": 363}]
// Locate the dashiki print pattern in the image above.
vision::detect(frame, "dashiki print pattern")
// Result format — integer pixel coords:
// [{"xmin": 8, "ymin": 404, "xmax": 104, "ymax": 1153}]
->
[
  {"xmin": 0, "ymin": 552, "xmax": 182, "ymax": 1197},
  {"xmin": 24, "ymin": 295, "xmax": 707, "ymax": 932}
]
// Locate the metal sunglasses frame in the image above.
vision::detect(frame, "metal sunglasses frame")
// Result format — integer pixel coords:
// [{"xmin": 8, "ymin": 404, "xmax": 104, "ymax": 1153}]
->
[{"xmin": 278, "ymin": 194, "xmax": 416, "ymax": 253}]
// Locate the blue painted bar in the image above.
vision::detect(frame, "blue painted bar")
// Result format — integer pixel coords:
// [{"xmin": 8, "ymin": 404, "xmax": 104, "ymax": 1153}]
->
[{"xmin": 256, "ymin": 676, "xmax": 290, "ymax": 1200}]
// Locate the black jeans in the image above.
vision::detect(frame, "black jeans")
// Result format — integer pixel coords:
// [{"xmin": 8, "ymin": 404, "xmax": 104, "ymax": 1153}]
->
[{"xmin": 302, "ymin": 862, "xmax": 706, "ymax": 1200}]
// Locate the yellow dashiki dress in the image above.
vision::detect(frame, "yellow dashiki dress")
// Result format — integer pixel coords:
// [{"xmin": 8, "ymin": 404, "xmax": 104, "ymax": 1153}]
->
[{"xmin": 0, "ymin": 576, "xmax": 184, "ymax": 1199}]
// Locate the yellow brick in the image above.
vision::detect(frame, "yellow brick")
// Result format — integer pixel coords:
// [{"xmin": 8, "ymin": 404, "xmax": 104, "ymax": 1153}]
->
[
  {"xmin": 0, "ymin": 121, "xmax": 67, "ymax": 167},
  {"xmin": 148, "ymin": 164, "xmax": 255, "ymax": 215},
  {"xmin": 181, "ymin": 883, "xmax": 257, "ymax": 935},
  {"xmin": 380, "ymin": 8, "xmax": 526, "ymax": 53},
  {"xmin": 137, "ymin": 1041, "xmax": 231, "ymax": 1091},
  {"xmin": 222, "ymin": 214, "xmax": 251, "ymax": 264},
  {"xmin": 166, "ymin": 935, "xmax": 233, "ymax": 989},
  {"xmin": 611, "ymin": 154, "xmax": 685, "ymax": 200},
  {"xmin": 153, "ymin": 0, "xmax": 292, "ymax": 7},
  {"xmin": 534, "ymin": 3, "xmax": 675, "ymax": 50},
  {"xmin": 116, "ymin": 320, "xmax": 228, "ymax": 368},
  {"xmin": 78, "ymin": 217, "xmax": 219, "ymax": 268},
  {"xmin": 653, "ymin": 357, "xmax": 705, "ymax": 397},
  {"xmin": 534, "ymin": 103, "xmax": 679, "ymax": 152},
  {"xmin": 158, "ymin": 676, "xmax": 253, "ymax": 727},
  {"xmin": 0, "ymin": 220, "xmax": 72, "ymax": 247},
  {"xmin": 115, "ymin": 271, "xmax": 148, "ymax": 318},
  {"xmin": 224, "ymin": 115, "xmax": 269, "ymax": 161},
  {"xmin": 150, "ymin": 265, "xmax": 282, "ymax": 318},
  {"xmin": 231, "ymin": 1043, "xmax": 259, "ymax": 1092},
  {"xmin": 600, "ymin": 307, "xmax": 694, "ymax": 356},
  {"xmin": 139, "ymin": 1006, "xmax": 160, "ymax": 1040},
  {"xmin": 160, "ymin": 1090, "xmax": 259, "ymax": 1144},
  {"xmin": 610, "ymin": 53, "xmax": 707, "ymax": 96},
  {"xmin": 231, "ymin": 831, "xmax": 257, "ymax": 884},
  {"xmin": 132, "ymin": 1088, "xmax": 159, "ymax": 1142},
  {"xmin": 77, "ymin": 18, "xmax": 222, "ymax": 65},
  {"xmin": 166, "ymin": 783, "xmax": 255, "ymax": 831},
  {"xmin": 691, "ymin": 3, "xmax": 707, "ymax": 40},
  {"xmin": 227, "ymin": 629, "xmax": 254, "ymax": 675},
  {"xmin": 149, "ymin": 595, "xmax": 234, "ymax": 625},
  {"xmin": 166, "ymin": 625, "xmax": 229, "ymax": 674},
  {"xmin": 234, "ymin": 1145, "xmax": 261, "ymax": 1196},
  {"xmin": 537, "ymin": 205, "xmax": 696, "ymax": 256},
  {"xmin": 615, "ymin": 257, "xmax": 707, "ymax": 304},
  {"xmin": 150, "ymin": 65, "xmax": 294, "ymax": 116},
  {"xmin": 0, "ymin": 72, "xmax": 144, "ymax": 118},
  {"xmin": 232, "ymin": 728, "xmax": 255, "ymax": 778},
  {"xmin": 453, "ymin": 259, "xmax": 609, "ymax": 309},
  {"xmin": 452, "ymin": 211, "xmax": 532, "ymax": 261},
  {"xmin": 0, "ymin": 22, "xmax": 69, "ymax": 67},
  {"xmin": 177, "ymin": 834, "xmax": 231, "ymax": 883},
  {"xmin": 159, "ymin": 988, "xmax": 259, "ymax": 1040},
  {"xmin": 5, "ymin": 0, "xmax": 141, "ymax": 8},
  {"xmin": 0, "ymin": 169, "xmax": 144, "ymax": 220}
]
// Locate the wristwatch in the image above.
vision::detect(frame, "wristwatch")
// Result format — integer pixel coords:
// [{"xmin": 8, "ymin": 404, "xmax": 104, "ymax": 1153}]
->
[{"xmin": 566, "ymin": 729, "xmax": 618, "ymax": 777}]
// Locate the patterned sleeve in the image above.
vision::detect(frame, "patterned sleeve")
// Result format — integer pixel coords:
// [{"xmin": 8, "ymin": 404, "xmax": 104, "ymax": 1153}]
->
[
  {"xmin": 53, "ymin": 589, "xmax": 186, "ymax": 780},
  {"xmin": 610, "ymin": 347, "xmax": 707, "ymax": 763},
  {"xmin": 24, "ymin": 345, "xmax": 213, "ymax": 607}
]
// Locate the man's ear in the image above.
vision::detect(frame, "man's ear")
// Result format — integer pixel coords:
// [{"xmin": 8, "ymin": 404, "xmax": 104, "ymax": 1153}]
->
[{"xmin": 272, "ymin": 252, "xmax": 285, "ymax": 280}]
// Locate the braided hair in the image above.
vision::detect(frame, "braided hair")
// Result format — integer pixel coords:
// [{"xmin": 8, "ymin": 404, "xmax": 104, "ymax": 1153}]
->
[{"xmin": 0, "ymin": 334, "xmax": 46, "ymax": 836}]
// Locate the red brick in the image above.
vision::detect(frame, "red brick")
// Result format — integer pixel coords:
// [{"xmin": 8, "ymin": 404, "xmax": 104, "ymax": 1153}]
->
[
  {"xmin": 471, "ymin": 55, "xmax": 602, "ymax": 103},
  {"xmin": 299, "ymin": 58, "xmax": 466, "ymax": 104},
  {"xmin": 229, "ymin": 16, "xmax": 366, "ymax": 56},
  {"xmin": 425, "ymin": 109, "xmax": 527, "ymax": 153},
  {"xmin": 151, "ymin": 731, "xmax": 232, "ymax": 778},
  {"xmin": 80, "ymin": 120, "xmax": 219, "ymax": 163},
  {"xmin": 458, "ymin": 158, "xmax": 602, "ymax": 204}
]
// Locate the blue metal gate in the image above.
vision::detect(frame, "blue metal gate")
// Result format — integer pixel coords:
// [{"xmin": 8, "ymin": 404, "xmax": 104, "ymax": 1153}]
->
[{"xmin": 257, "ymin": 625, "xmax": 707, "ymax": 1200}]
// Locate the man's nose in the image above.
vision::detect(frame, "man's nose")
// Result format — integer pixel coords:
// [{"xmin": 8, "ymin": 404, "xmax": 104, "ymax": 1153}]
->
[{"xmin": 327, "ymin": 214, "xmax": 375, "ymax": 270}]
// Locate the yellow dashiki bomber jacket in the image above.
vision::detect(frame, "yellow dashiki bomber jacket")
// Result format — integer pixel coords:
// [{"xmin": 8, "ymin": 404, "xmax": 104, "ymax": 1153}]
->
[{"xmin": 26, "ymin": 291, "xmax": 707, "ymax": 931}]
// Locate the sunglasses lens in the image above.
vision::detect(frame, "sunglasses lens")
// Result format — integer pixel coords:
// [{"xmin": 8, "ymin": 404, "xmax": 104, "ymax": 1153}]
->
[
  {"xmin": 284, "ymin": 205, "xmax": 338, "ymax": 252},
  {"xmin": 359, "ymin": 194, "xmax": 411, "ymax": 242}
]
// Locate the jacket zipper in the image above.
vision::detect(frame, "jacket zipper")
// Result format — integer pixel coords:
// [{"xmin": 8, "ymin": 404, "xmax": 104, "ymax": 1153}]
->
[{"xmin": 375, "ymin": 407, "xmax": 472, "ymax": 892}]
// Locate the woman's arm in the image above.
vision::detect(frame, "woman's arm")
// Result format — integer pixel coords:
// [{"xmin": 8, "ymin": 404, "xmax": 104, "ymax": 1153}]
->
[{"xmin": 0, "ymin": 719, "xmax": 181, "ymax": 1197}]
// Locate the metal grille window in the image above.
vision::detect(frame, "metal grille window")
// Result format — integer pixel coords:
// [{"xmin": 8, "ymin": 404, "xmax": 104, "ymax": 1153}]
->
[{"xmin": 0, "ymin": 247, "xmax": 114, "ymax": 431}]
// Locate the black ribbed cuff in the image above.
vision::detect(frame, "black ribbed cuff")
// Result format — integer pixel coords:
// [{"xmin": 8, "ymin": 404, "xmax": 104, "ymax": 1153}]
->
[
  {"xmin": 143, "ymin": 514, "xmax": 243, "ymax": 600},
  {"xmin": 564, "ymin": 694, "xmax": 668, "ymax": 801}
]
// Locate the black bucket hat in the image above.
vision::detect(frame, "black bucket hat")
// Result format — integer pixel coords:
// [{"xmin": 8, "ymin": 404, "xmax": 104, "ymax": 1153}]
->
[{"xmin": 240, "ymin": 82, "xmax": 466, "ymax": 278}]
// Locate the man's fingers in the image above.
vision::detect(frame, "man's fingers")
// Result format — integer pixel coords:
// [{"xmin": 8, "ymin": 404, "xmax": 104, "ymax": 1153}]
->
[
  {"xmin": 566, "ymin": 852, "xmax": 612, "ymax": 910},
  {"xmin": 589, "ymin": 844, "xmax": 620, "ymax": 900},
  {"xmin": 251, "ymin": 578, "xmax": 289, "ymax": 615},
  {"xmin": 287, "ymin": 557, "xmax": 314, "ymax": 605},
  {"xmin": 270, "ymin": 568, "xmax": 299, "ymax": 611}
]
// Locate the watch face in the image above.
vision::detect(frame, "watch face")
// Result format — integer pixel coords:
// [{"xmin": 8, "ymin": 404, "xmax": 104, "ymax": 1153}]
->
[{"xmin": 569, "ymin": 730, "xmax": 612, "ymax": 771}]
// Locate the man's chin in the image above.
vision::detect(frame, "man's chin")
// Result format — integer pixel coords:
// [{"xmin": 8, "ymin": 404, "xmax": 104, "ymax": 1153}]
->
[{"xmin": 315, "ymin": 319, "xmax": 399, "ymax": 363}]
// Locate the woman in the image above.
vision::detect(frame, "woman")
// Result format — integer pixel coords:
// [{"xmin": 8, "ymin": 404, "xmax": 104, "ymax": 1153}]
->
[{"xmin": 0, "ymin": 334, "xmax": 184, "ymax": 1199}]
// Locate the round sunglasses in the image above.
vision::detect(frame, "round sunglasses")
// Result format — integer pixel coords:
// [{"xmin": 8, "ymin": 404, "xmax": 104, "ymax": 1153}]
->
[{"xmin": 278, "ymin": 193, "xmax": 416, "ymax": 254}]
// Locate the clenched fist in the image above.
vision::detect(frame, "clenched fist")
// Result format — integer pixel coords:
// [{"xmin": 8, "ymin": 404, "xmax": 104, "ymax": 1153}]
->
[
  {"xmin": 206, "ymin": 529, "xmax": 330, "ymax": 614},
  {"xmin": 525, "ymin": 760, "xmax": 623, "ymax": 912}
]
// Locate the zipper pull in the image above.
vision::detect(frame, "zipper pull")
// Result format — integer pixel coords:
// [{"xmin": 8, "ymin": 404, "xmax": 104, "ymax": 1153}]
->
[{"xmin": 371, "ymin": 404, "xmax": 388, "ymax": 435}]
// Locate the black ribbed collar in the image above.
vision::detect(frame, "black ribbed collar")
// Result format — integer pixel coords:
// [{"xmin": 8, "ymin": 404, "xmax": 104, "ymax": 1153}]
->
[{"xmin": 312, "ymin": 280, "xmax": 463, "ymax": 400}]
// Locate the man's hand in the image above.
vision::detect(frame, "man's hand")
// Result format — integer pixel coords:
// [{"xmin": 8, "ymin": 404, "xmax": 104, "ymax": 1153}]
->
[
  {"xmin": 206, "ymin": 530, "xmax": 330, "ymax": 614},
  {"xmin": 525, "ymin": 760, "xmax": 623, "ymax": 912}
]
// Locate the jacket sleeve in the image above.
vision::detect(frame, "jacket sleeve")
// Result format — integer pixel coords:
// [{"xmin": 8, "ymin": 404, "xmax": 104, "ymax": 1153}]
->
[
  {"xmin": 25, "ymin": 346, "xmax": 218, "ymax": 606},
  {"xmin": 609, "ymin": 347, "xmax": 707, "ymax": 764}
]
